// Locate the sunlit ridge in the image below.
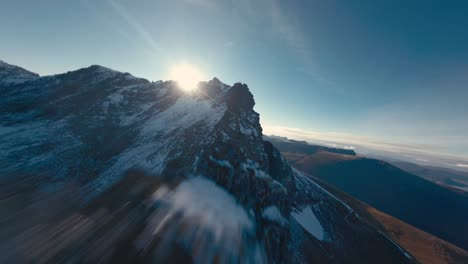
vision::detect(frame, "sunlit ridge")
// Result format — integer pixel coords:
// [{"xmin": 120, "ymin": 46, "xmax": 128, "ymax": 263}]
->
[{"xmin": 168, "ymin": 63, "xmax": 204, "ymax": 91}]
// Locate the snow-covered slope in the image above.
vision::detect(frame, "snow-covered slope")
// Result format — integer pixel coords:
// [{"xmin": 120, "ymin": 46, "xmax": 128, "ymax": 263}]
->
[
  {"xmin": 0, "ymin": 61, "xmax": 418, "ymax": 263},
  {"xmin": 0, "ymin": 60, "xmax": 39, "ymax": 85}
]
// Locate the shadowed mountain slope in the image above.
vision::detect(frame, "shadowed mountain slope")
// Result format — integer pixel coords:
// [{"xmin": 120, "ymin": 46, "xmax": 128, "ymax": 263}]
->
[{"xmin": 268, "ymin": 136, "xmax": 468, "ymax": 251}]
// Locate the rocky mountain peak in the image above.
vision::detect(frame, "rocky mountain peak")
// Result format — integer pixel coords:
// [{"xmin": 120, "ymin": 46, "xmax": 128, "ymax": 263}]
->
[
  {"xmin": 0, "ymin": 61, "xmax": 422, "ymax": 263},
  {"xmin": 0, "ymin": 60, "xmax": 39, "ymax": 85},
  {"xmin": 225, "ymin": 82, "xmax": 255, "ymax": 112}
]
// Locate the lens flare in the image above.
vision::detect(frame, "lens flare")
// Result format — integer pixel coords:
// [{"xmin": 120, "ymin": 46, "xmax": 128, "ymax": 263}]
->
[{"xmin": 168, "ymin": 63, "xmax": 204, "ymax": 91}]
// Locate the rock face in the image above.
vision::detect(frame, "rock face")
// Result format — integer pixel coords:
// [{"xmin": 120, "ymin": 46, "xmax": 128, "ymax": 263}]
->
[
  {"xmin": 0, "ymin": 61, "xmax": 417, "ymax": 263},
  {"xmin": 0, "ymin": 60, "xmax": 39, "ymax": 85}
]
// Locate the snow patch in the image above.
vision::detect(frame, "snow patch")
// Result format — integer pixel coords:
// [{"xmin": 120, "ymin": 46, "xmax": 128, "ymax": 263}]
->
[
  {"xmin": 241, "ymin": 160, "xmax": 270, "ymax": 179},
  {"xmin": 151, "ymin": 176, "xmax": 255, "ymax": 232},
  {"xmin": 291, "ymin": 205, "xmax": 326, "ymax": 241},
  {"xmin": 136, "ymin": 177, "xmax": 265, "ymax": 263},
  {"xmin": 107, "ymin": 92, "xmax": 124, "ymax": 105},
  {"xmin": 262, "ymin": 206, "xmax": 288, "ymax": 226},
  {"xmin": 142, "ymin": 95, "xmax": 226, "ymax": 135},
  {"xmin": 240, "ymin": 121, "xmax": 258, "ymax": 137},
  {"xmin": 293, "ymin": 168, "xmax": 357, "ymax": 217},
  {"xmin": 209, "ymin": 155, "xmax": 233, "ymax": 169}
]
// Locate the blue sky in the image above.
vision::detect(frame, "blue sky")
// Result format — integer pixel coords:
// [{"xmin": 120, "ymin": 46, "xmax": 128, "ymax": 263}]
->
[{"xmin": 1, "ymin": 0, "xmax": 468, "ymax": 169}]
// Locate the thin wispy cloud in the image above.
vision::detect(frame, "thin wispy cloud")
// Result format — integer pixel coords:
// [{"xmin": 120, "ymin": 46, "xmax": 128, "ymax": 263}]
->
[
  {"xmin": 107, "ymin": 0, "xmax": 167, "ymax": 62},
  {"xmin": 81, "ymin": 1, "xmax": 154, "ymax": 60},
  {"xmin": 263, "ymin": 0, "xmax": 331, "ymax": 84},
  {"xmin": 231, "ymin": 0, "xmax": 332, "ymax": 85}
]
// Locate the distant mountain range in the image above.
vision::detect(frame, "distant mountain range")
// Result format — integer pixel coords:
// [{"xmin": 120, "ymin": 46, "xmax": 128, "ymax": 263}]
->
[
  {"xmin": 266, "ymin": 135, "xmax": 357, "ymax": 156},
  {"xmin": 0, "ymin": 60, "xmax": 466, "ymax": 263},
  {"xmin": 307, "ymin": 176, "xmax": 468, "ymax": 264},
  {"xmin": 266, "ymin": 135, "xmax": 468, "ymax": 252},
  {"xmin": 392, "ymin": 161, "xmax": 468, "ymax": 194}
]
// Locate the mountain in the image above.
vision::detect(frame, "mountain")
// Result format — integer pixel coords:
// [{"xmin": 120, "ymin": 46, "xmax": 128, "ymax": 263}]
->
[
  {"xmin": 0, "ymin": 60, "xmax": 39, "ymax": 85},
  {"xmin": 268, "ymin": 136, "xmax": 468, "ymax": 251},
  {"xmin": 366, "ymin": 206, "xmax": 468, "ymax": 264},
  {"xmin": 0, "ymin": 61, "xmax": 443, "ymax": 263},
  {"xmin": 392, "ymin": 161, "xmax": 468, "ymax": 193},
  {"xmin": 265, "ymin": 135, "xmax": 357, "ymax": 156},
  {"xmin": 304, "ymin": 176, "xmax": 468, "ymax": 264}
]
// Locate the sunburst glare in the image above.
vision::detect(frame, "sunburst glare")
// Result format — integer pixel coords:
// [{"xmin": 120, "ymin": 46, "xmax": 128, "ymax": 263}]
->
[{"xmin": 168, "ymin": 63, "xmax": 204, "ymax": 91}]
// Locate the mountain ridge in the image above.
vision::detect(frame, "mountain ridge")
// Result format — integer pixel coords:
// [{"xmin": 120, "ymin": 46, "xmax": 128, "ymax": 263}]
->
[
  {"xmin": 269, "ymin": 136, "xmax": 468, "ymax": 251},
  {"xmin": 0, "ymin": 60, "xmax": 432, "ymax": 263},
  {"xmin": 0, "ymin": 60, "xmax": 39, "ymax": 85},
  {"xmin": 264, "ymin": 135, "xmax": 357, "ymax": 156}
]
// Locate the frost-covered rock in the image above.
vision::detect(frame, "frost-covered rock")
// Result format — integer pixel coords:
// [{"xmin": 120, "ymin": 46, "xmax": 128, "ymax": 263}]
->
[
  {"xmin": 0, "ymin": 61, "xmax": 294, "ymax": 262},
  {"xmin": 262, "ymin": 205, "xmax": 288, "ymax": 226},
  {"xmin": 0, "ymin": 60, "xmax": 39, "ymax": 85},
  {"xmin": 0, "ymin": 61, "xmax": 419, "ymax": 264}
]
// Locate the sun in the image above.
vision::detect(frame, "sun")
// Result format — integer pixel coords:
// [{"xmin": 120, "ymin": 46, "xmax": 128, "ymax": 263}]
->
[{"xmin": 168, "ymin": 63, "xmax": 204, "ymax": 91}]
